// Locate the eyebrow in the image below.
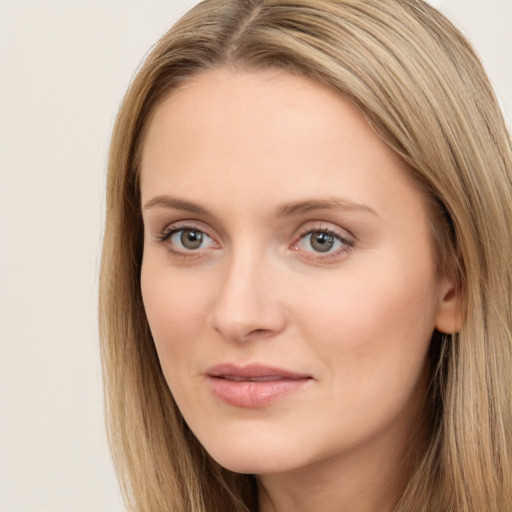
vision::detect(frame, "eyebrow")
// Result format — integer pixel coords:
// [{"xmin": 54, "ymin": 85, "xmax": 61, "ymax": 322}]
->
[
  {"xmin": 143, "ymin": 194, "xmax": 377, "ymax": 218},
  {"xmin": 274, "ymin": 198, "xmax": 378, "ymax": 218},
  {"xmin": 143, "ymin": 195, "xmax": 209, "ymax": 214}
]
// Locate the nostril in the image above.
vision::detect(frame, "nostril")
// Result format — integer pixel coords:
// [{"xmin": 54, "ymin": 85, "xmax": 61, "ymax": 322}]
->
[{"xmin": 245, "ymin": 328, "xmax": 274, "ymax": 339}]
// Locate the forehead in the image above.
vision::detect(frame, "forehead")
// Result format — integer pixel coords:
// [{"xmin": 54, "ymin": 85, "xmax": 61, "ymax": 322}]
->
[{"xmin": 140, "ymin": 67, "xmax": 421, "ymax": 221}]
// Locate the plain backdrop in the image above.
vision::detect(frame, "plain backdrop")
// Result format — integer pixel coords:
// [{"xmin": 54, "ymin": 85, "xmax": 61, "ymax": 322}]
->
[{"xmin": 0, "ymin": 1, "xmax": 510, "ymax": 511}]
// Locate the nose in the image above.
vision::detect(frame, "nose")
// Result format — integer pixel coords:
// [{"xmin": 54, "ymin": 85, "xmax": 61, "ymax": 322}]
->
[{"xmin": 207, "ymin": 249, "xmax": 287, "ymax": 343}]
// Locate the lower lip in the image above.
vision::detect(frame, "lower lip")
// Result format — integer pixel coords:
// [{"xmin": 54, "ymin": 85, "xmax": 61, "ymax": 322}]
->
[{"xmin": 207, "ymin": 377, "xmax": 311, "ymax": 408}]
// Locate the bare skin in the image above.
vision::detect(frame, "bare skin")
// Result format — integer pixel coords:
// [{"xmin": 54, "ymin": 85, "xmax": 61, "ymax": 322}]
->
[{"xmin": 140, "ymin": 68, "xmax": 461, "ymax": 512}]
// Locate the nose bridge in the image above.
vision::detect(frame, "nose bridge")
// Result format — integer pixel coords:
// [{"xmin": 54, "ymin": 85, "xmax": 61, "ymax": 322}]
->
[{"xmin": 208, "ymin": 241, "xmax": 285, "ymax": 342}]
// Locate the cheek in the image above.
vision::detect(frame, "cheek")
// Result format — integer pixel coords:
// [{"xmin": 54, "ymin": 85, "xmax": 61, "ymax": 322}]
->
[
  {"xmin": 294, "ymin": 258, "xmax": 439, "ymax": 391},
  {"xmin": 282, "ymin": 267, "xmax": 438, "ymax": 454},
  {"xmin": 140, "ymin": 260, "xmax": 211, "ymax": 370}
]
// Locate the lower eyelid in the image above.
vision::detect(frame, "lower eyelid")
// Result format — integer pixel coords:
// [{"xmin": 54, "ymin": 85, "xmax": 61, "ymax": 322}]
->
[{"xmin": 300, "ymin": 240, "xmax": 354, "ymax": 261}]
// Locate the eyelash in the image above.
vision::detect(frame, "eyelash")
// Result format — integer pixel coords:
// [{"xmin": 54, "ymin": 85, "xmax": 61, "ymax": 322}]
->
[
  {"xmin": 155, "ymin": 223, "xmax": 355, "ymax": 263},
  {"xmin": 157, "ymin": 224, "xmax": 215, "ymax": 260},
  {"xmin": 294, "ymin": 226, "xmax": 355, "ymax": 262}
]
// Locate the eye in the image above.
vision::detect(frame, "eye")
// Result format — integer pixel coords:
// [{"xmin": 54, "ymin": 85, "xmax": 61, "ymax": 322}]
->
[
  {"xmin": 161, "ymin": 227, "xmax": 216, "ymax": 252},
  {"xmin": 304, "ymin": 231, "xmax": 338, "ymax": 253},
  {"xmin": 293, "ymin": 228, "xmax": 354, "ymax": 257}
]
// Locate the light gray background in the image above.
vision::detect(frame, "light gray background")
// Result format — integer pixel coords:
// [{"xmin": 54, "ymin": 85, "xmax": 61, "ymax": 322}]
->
[{"xmin": 0, "ymin": 1, "xmax": 510, "ymax": 511}]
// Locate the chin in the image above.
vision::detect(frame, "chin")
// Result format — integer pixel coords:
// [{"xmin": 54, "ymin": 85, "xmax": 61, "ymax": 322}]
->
[
  {"xmin": 209, "ymin": 448, "xmax": 300, "ymax": 475},
  {"xmin": 197, "ymin": 427, "xmax": 312, "ymax": 475}
]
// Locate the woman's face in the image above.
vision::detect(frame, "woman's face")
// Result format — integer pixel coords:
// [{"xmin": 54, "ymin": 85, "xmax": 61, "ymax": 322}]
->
[{"xmin": 140, "ymin": 68, "xmax": 459, "ymax": 477}]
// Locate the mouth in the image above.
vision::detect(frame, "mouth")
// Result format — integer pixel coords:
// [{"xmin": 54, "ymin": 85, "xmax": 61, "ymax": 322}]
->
[
  {"xmin": 206, "ymin": 363, "xmax": 313, "ymax": 408},
  {"xmin": 220, "ymin": 375, "xmax": 291, "ymax": 382}
]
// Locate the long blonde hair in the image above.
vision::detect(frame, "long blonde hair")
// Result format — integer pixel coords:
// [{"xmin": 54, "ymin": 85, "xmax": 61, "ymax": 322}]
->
[{"xmin": 99, "ymin": 0, "xmax": 512, "ymax": 510}]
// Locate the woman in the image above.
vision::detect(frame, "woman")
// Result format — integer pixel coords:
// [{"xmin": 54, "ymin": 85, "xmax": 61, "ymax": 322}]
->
[{"xmin": 99, "ymin": 0, "xmax": 512, "ymax": 510}]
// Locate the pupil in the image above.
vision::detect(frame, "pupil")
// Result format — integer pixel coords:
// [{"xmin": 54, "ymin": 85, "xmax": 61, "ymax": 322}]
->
[
  {"xmin": 311, "ymin": 232, "xmax": 334, "ymax": 252},
  {"xmin": 181, "ymin": 230, "xmax": 203, "ymax": 249}
]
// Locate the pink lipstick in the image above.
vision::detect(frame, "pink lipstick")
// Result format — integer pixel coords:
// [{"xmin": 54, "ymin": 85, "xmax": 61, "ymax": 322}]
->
[{"xmin": 206, "ymin": 364, "xmax": 312, "ymax": 408}]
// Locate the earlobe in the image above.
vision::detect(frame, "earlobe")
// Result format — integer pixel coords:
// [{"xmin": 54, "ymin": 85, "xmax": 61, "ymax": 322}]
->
[{"xmin": 435, "ymin": 277, "xmax": 464, "ymax": 334}]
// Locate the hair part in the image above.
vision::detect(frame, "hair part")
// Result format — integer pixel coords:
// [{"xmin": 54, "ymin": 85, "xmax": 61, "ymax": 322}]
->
[{"xmin": 100, "ymin": 1, "xmax": 512, "ymax": 510}]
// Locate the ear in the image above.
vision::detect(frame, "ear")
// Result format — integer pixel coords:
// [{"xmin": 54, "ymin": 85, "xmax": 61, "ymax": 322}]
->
[{"xmin": 435, "ymin": 276, "xmax": 464, "ymax": 334}]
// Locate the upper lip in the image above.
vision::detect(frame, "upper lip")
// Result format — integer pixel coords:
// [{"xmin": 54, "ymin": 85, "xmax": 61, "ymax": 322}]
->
[{"xmin": 206, "ymin": 363, "xmax": 312, "ymax": 381}]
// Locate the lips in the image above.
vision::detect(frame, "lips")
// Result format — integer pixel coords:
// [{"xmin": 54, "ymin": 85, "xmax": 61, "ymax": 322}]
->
[
  {"xmin": 221, "ymin": 375, "xmax": 287, "ymax": 382},
  {"xmin": 206, "ymin": 364, "xmax": 312, "ymax": 408}
]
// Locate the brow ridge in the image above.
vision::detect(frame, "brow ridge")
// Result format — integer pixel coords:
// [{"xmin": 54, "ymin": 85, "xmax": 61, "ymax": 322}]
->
[
  {"xmin": 274, "ymin": 198, "xmax": 377, "ymax": 218},
  {"xmin": 143, "ymin": 194, "xmax": 377, "ymax": 218},
  {"xmin": 143, "ymin": 195, "xmax": 209, "ymax": 215}
]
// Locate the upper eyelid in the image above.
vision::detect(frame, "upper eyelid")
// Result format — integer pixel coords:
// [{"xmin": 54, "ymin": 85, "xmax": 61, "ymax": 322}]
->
[
  {"xmin": 160, "ymin": 220, "xmax": 215, "ymax": 237},
  {"xmin": 299, "ymin": 229, "xmax": 352, "ymax": 243},
  {"xmin": 299, "ymin": 225, "xmax": 347, "ymax": 236},
  {"xmin": 295, "ymin": 228, "xmax": 354, "ymax": 248},
  {"xmin": 161, "ymin": 225, "xmax": 217, "ymax": 245},
  {"xmin": 295, "ymin": 222, "xmax": 355, "ymax": 241}
]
